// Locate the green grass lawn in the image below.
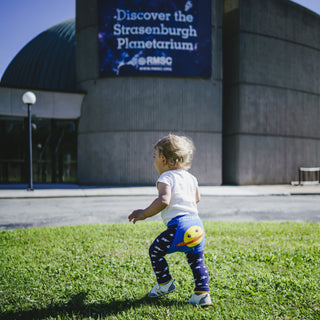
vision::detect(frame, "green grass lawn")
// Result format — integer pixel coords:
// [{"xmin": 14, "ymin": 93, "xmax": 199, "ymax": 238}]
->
[{"xmin": 1, "ymin": 222, "xmax": 319, "ymax": 319}]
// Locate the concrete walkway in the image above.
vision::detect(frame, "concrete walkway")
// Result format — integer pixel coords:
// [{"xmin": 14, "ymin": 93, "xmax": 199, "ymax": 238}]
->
[
  {"xmin": 1, "ymin": 184, "xmax": 320, "ymax": 230},
  {"xmin": 0, "ymin": 183, "xmax": 320, "ymax": 198}
]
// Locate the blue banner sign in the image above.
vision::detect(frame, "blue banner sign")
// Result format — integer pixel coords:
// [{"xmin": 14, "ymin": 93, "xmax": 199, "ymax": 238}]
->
[{"xmin": 98, "ymin": 0, "xmax": 211, "ymax": 77}]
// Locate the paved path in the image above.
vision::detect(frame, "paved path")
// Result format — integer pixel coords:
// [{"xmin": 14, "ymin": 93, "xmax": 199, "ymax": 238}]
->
[
  {"xmin": 0, "ymin": 184, "xmax": 320, "ymax": 230},
  {"xmin": 1, "ymin": 184, "xmax": 320, "ymax": 198}
]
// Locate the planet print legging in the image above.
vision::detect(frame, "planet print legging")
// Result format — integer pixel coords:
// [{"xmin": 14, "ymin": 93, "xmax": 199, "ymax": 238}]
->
[{"xmin": 149, "ymin": 223, "xmax": 210, "ymax": 292}]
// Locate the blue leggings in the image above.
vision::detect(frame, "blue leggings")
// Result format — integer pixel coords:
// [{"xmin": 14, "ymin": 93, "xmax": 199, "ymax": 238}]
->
[{"xmin": 149, "ymin": 223, "xmax": 210, "ymax": 292}]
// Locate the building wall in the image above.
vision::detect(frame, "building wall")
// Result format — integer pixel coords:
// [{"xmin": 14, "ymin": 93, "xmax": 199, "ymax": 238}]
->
[
  {"xmin": 0, "ymin": 87, "xmax": 83, "ymax": 119},
  {"xmin": 76, "ymin": 0, "xmax": 223, "ymax": 185},
  {"xmin": 223, "ymin": 0, "xmax": 320, "ymax": 184},
  {"xmin": 76, "ymin": 0, "xmax": 320, "ymax": 186}
]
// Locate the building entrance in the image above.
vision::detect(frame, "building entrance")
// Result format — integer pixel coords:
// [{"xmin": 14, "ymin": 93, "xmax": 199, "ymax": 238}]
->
[{"xmin": 0, "ymin": 116, "xmax": 78, "ymax": 184}]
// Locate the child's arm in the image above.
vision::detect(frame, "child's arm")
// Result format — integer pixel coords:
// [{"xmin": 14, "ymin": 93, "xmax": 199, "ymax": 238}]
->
[
  {"xmin": 128, "ymin": 182, "xmax": 171, "ymax": 224},
  {"xmin": 196, "ymin": 186, "xmax": 201, "ymax": 203}
]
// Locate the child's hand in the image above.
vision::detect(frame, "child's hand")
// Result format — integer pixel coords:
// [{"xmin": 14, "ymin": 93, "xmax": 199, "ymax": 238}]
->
[{"xmin": 128, "ymin": 209, "xmax": 145, "ymax": 224}]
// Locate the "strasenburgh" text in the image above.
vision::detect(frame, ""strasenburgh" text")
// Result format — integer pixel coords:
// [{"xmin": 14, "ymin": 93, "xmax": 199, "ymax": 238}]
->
[{"xmin": 113, "ymin": 23, "xmax": 197, "ymax": 40}]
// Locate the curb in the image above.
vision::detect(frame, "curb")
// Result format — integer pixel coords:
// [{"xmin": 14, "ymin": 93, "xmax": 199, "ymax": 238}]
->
[{"xmin": 0, "ymin": 185, "xmax": 320, "ymax": 199}]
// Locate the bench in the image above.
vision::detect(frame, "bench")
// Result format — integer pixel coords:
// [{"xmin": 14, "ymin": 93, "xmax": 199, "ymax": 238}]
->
[{"xmin": 298, "ymin": 167, "xmax": 320, "ymax": 185}]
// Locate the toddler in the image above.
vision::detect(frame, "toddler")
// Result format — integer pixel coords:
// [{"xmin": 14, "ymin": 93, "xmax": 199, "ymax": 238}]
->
[{"xmin": 128, "ymin": 134, "xmax": 211, "ymax": 307}]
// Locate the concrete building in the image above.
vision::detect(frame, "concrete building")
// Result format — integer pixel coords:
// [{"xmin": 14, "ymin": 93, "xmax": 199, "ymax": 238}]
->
[
  {"xmin": 0, "ymin": 0, "xmax": 319, "ymax": 185},
  {"xmin": 0, "ymin": 20, "xmax": 84, "ymax": 184},
  {"xmin": 223, "ymin": 0, "xmax": 320, "ymax": 184}
]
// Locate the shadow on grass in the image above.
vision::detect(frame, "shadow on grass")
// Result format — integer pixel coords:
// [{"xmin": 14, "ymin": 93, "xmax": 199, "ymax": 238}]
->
[{"xmin": 1, "ymin": 292, "xmax": 187, "ymax": 319}]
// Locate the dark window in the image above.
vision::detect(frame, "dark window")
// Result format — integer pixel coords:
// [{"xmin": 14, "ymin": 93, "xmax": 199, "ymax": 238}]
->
[{"xmin": 0, "ymin": 116, "xmax": 78, "ymax": 184}]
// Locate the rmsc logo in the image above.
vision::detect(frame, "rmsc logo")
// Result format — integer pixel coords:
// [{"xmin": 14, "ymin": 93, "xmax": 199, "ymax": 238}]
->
[{"xmin": 138, "ymin": 56, "xmax": 173, "ymax": 66}]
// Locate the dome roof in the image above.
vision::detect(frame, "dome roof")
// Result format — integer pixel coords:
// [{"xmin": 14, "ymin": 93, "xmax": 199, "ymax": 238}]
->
[{"xmin": 1, "ymin": 19, "xmax": 76, "ymax": 92}]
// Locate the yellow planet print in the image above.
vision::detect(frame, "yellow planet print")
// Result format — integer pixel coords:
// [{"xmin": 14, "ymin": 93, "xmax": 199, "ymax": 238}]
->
[{"xmin": 176, "ymin": 226, "xmax": 204, "ymax": 247}]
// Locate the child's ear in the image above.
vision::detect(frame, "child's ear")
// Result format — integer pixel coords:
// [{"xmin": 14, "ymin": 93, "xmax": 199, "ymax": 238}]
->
[{"xmin": 161, "ymin": 155, "xmax": 167, "ymax": 165}]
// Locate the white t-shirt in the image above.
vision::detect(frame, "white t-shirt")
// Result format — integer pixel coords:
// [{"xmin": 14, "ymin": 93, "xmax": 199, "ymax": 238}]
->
[{"xmin": 157, "ymin": 169, "xmax": 199, "ymax": 225}]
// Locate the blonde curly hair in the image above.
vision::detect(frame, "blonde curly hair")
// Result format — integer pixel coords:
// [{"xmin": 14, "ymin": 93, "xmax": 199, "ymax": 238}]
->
[{"xmin": 154, "ymin": 134, "xmax": 195, "ymax": 170}]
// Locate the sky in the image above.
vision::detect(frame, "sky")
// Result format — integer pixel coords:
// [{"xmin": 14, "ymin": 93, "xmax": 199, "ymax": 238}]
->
[{"xmin": 0, "ymin": 0, "xmax": 319, "ymax": 80}]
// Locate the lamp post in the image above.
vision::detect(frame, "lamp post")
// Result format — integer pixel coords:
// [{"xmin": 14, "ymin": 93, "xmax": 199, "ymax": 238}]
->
[{"xmin": 22, "ymin": 91, "xmax": 37, "ymax": 191}]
